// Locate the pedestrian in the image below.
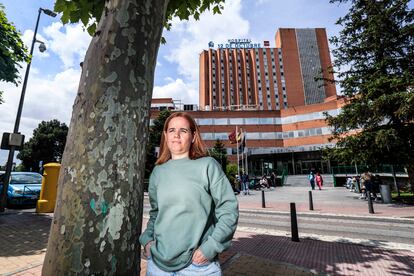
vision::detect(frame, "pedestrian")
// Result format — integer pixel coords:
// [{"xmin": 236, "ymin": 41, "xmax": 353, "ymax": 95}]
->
[
  {"xmin": 259, "ymin": 175, "xmax": 269, "ymax": 189},
  {"xmin": 241, "ymin": 172, "xmax": 250, "ymax": 195},
  {"xmin": 361, "ymin": 169, "xmax": 372, "ymax": 200},
  {"xmin": 308, "ymin": 171, "xmax": 315, "ymax": 190},
  {"xmin": 140, "ymin": 112, "xmax": 239, "ymax": 275},
  {"xmin": 351, "ymin": 176, "xmax": 357, "ymax": 192},
  {"xmin": 315, "ymin": 172, "xmax": 323, "ymax": 190},
  {"xmin": 270, "ymin": 172, "xmax": 277, "ymax": 187},
  {"xmin": 232, "ymin": 175, "xmax": 241, "ymax": 195},
  {"xmin": 372, "ymin": 174, "xmax": 382, "ymax": 201},
  {"xmin": 346, "ymin": 177, "xmax": 352, "ymax": 189}
]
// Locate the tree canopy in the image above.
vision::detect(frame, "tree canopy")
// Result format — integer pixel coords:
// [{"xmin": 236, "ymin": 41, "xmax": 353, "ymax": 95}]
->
[
  {"xmin": 54, "ymin": 0, "xmax": 225, "ymax": 36},
  {"xmin": 209, "ymin": 139, "xmax": 228, "ymax": 173},
  {"xmin": 17, "ymin": 119, "xmax": 68, "ymax": 172},
  {"xmin": 0, "ymin": 4, "xmax": 29, "ymax": 103},
  {"xmin": 325, "ymin": 0, "xmax": 414, "ymax": 188}
]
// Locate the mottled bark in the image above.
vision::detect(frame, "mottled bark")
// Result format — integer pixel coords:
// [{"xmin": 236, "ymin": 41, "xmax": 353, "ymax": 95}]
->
[
  {"xmin": 407, "ymin": 165, "xmax": 414, "ymax": 194},
  {"xmin": 42, "ymin": 0, "xmax": 168, "ymax": 275}
]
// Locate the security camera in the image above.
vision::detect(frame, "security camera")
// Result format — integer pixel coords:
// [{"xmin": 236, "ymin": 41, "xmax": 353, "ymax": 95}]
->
[{"xmin": 39, "ymin": 42, "xmax": 47, "ymax": 53}]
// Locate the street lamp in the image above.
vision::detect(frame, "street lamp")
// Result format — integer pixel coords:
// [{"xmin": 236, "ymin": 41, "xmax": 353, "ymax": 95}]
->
[{"xmin": 0, "ymin": 8, "xmax": 57, "ymax": 212}]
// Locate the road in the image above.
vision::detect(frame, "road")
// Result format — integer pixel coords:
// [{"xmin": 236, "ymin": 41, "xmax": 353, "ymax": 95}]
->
[{"xmin": 143, "ymin": 185, "xmax": 414, "ymax": 250}]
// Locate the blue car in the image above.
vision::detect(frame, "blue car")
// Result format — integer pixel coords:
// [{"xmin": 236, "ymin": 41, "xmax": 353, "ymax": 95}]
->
[{"xmin": 0, "ymin": 172, "xmax": 43, "ymax": 207}]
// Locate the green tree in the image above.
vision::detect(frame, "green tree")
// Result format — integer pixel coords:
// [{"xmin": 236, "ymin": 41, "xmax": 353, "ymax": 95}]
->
[
  {"xmin": 208, "ymin": 139, "xmax": 227, "ymax": 173},
  {"xmin": 44, "ymin": 1, "xmax": 226, "ymax": 275},
  {"xmin": 0, "ymin": 4, "xmax": 29, "ymax": 103},
  {"xmin": 17, "ymin": 120, "xmax": 68, "ymax": 172},
  {"xmin": 226, "ymin": 163, "xmax": 238, "ymax": 186},
  {"xmin": 325, "ymin": 0, "xmax": 414, "ymax": 191},
  {"xmin": 145, "ymin": 109, "xmax": 171, "ymax": 178}
]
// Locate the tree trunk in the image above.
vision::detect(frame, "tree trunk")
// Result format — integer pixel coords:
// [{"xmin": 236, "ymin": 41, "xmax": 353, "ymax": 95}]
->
[
  {"xmin": 407, "ymin": 165, "xmax": 414, "ymax": 194},
  {"xmin": 42, "ymin": 0, "xmax": 168, "ymax": 275}
]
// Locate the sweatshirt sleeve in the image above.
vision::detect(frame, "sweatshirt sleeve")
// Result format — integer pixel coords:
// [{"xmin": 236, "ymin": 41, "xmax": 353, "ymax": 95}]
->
[
  {"xmin": 139, "ymin": 168, "xmax": 158, "ymax": 247},
  {"xmin": 199, "ymin": 159, "xmax": 239, "ymax": 260}
]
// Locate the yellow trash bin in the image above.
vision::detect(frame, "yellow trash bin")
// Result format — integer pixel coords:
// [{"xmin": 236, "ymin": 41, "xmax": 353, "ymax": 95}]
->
[{"xmin": 36, "ymin": 163, "xmax": 61, "ymax": 213}]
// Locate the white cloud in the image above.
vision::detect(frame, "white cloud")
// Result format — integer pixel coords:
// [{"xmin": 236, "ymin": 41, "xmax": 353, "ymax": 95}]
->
[
  {"xmin": 165, "ymin": 0, "xmax": 249, "ymax": 82},
  {"xmin": 0, "ymin": 67, "xmax": 81, "ymax": 165},
  {"xmin": 153, "ymin": 79, "xmax": 198, "ymax": 105},
  {"xmin": 43, "ymin": 22, "xmax": 91, "ymax": 68},
  {"xmin": 21, "ymin": 30, "xmax": 50, "ymax": 58}
]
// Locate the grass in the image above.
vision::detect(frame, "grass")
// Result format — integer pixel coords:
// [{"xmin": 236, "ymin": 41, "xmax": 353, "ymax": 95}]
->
[{"xmin": 392, "ymin": 191, "xmax": 414, "ymax": 205}]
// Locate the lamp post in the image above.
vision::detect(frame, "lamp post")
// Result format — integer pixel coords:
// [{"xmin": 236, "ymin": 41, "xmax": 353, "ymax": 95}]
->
[{"xmin": 0, "ymin": 8, "xmax": 57, "ymax": 212}]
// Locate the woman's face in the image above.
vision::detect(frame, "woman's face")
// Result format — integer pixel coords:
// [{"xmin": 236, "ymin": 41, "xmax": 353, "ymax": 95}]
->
[{"xmin": 165, "ymin": 116, "xmax": 194, "ymax": 159}]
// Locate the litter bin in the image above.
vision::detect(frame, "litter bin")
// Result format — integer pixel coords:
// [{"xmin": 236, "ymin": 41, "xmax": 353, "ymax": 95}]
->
[{"xmin": 380, "ymin": 184, "xmax": 392, "ymax": 204}]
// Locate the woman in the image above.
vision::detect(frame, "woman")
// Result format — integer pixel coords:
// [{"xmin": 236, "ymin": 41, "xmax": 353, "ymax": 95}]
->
[
  {"xmin": 308, "ymin": 171, "xmax": 315, "ymax": 190},
  {"xmin": 315, "ymin": 172, "xmax": 323, "ymax": 190},
  {"xmin": 139, "ymin": 112, "xmax": 239, "ymax": 275}
]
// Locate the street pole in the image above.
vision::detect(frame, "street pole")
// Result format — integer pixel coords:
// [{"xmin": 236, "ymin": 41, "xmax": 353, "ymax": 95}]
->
[
  {"xmin": 0, "ymin": 8, "xmax": 56, "ymax": 212},
  {"xmin": 236, "ymin": 126, "xmax": 240, "ymax": 175}
]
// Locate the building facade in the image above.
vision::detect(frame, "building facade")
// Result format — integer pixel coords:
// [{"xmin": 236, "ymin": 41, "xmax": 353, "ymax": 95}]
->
[
  {"xmin": 199, "ymin": 28, "xmax": 336, "ymax": 111},
  {"xmin": 151, "ymin": 28, "xmax": 342, "ymax": 175},
  {"xmin": 151, "ymin": 98, "xmax": 345, "ymax": 175}
]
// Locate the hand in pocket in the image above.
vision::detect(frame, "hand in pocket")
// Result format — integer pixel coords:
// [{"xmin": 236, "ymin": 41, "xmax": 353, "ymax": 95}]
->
[{"xmin": 192, "ymin": 248, "xmax": 209, "ymax": 265}]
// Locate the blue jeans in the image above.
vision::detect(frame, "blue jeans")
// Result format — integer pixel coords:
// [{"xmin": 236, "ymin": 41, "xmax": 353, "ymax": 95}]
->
[
  {"xmin": 146, "ymin": 256, "xmax": 221, "ymax": 276},
  {"xmin": 242, "ymin": 182, "xmax": 250, "ymax": 194}
]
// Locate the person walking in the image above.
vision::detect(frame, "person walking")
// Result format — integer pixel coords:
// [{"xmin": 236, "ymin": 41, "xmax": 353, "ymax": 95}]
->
[
  {"xmin": 361, "ymin": 169, "xmax": 373, "ymax": 200},
  {"xmin": 270, "ymin": 172, "xmax": 277, "ymax": 187},
  {"xmin": 308, "ymin": 171, "xmax": 315, "ymax": 190},
  {"xmin": 241, "ymin": 172, "xmax": 250, "ymax": 195},
  {"xmin": 140, "ymin": 112, "xmax": 239, "ymax": 275},
  {"xmin": 315, "ymin": 172, "xmax": 323, "ymax": 190}
]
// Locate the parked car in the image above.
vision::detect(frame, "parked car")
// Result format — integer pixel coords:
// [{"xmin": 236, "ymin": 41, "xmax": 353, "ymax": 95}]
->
[{"xmin": 0, "ymin": 172, "xmax": 43, "ymax": 207}]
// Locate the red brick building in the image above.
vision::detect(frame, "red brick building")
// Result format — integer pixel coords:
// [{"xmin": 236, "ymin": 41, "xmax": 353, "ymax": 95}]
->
[
  {"xmin": 151, "ymin": 28, "xmax": 343, "ymax": 175},
  {"xmin": 199, "ymin": 28, "xmax": 336, "ymax": 111}
]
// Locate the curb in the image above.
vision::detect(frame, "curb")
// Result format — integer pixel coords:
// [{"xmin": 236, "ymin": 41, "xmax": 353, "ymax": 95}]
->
[
  {"xmin": 1, "ymin": 262, "xmax": 43, "ymax": 276},
  {"xmin": 239, "ymin": 208, "xmax": 414, "ymax": 222},
  {"xmin": 236, "ymin": 226, "xmax": 414, "ymax": 252}
]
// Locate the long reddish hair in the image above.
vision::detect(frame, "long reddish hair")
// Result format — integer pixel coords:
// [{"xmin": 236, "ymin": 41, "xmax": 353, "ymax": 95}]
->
[{"xmin": 155, "ymin": 112, "xmax": 206, "ymax": 165}]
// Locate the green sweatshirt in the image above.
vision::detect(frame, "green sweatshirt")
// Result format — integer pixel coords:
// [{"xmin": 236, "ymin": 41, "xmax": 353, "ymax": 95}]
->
[{"xmin": 139, "ymin": 156, "xmax": 239, "ymax": 272}]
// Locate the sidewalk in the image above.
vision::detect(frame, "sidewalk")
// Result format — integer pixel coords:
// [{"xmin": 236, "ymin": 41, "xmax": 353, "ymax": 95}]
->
[
  {"xmin": 234, "ymin": 186, "xmax": 414, "ymax": 218},
  {"xmin": 1, "ymin": 208, "xmax": 414, "ymax": 275}
]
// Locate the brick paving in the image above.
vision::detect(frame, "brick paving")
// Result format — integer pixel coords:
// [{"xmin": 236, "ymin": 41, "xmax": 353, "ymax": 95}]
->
[
  {"xmin": 229, "ymin": 231, "xmax": 414, "ymax": 276},
  {"xmin": 0, "ymin": 211, "xmax": 51, "ymax": 276}
]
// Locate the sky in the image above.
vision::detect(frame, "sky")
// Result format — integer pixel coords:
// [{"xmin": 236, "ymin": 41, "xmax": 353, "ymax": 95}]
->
[{"xmin": 0, "ymin": 0, "xmax": 353, "ymax": 165}]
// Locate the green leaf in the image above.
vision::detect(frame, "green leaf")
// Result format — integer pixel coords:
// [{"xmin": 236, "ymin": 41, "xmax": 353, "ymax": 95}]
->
[{"xmin": 87, "ymin": 24, "xmax": 96, "ymax": 36}]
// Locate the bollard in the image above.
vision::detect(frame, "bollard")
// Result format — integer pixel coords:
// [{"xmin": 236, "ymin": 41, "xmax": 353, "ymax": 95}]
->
[
  {"xmin": 261, "ymin": 190, "xmax": 266, "ymax": 208},
  {"xmin": 368, "ymin": 194, "xmax": 375, "ymax": 214},
  {"xmin": 37, "ymin": 163, "xmax": 61, "ymax": 213},
  {"xmin": 290, "ymin": 202, "xmax": 300, "ymax": 242},
  {"xmin": 308, "ymin": 190, "xmax": 314, "ymax": 211}
]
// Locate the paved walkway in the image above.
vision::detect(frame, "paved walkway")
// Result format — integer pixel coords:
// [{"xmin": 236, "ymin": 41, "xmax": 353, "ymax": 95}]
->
[
  {"xmin": 235, "ymin": 186, "xmax": 414, "ymax": 218},
  {"xmin": 1, "ymin": 185, "xmax": 414, "ymax": 275}
]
